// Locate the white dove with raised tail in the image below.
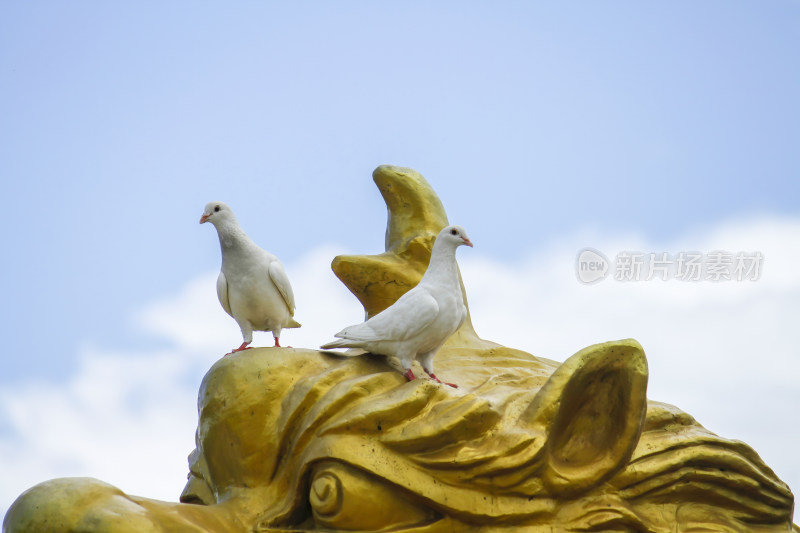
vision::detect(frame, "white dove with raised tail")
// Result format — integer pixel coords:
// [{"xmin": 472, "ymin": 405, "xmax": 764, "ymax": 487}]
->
[
  {"xmin": 321, "ymin": 225, "xmax": 472, "ymax": 387},
  {"xmin": 200, "ymin": 201, "xmax": 300, "ymax": 354}
]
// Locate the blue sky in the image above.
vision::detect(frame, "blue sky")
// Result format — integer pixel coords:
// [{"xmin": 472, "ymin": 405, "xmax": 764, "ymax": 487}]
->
[{"xmin": 2, "ymin": 1, "xmax": 799, "ymax": 519}]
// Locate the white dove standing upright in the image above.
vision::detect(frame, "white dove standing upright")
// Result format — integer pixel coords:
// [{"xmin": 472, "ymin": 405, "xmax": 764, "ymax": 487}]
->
[
  {"xmin": 200, "ymin": 201, "xmax": 300, "ymax": 353},
  {"xmin": 321, "ymin": 225, "xmax": 473, "ymax": 387}
]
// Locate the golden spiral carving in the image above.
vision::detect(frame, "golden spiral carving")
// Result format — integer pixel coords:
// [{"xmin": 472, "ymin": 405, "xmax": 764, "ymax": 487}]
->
[
  {"xmin": 308, "ymin": 461, "xmax": 436, "ymax": 531},
  {"xmin": 309, "ymin": 471, "xmax": 343, "ymax": 518}
]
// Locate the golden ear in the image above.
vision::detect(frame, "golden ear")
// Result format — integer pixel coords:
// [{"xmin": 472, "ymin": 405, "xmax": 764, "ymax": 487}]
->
[
  {"xmin": 331, "ymin": 165, "xmax": 447, "ymax": 319},
  {"xmin": 524, "ymin": 339, "xmax": 649, "ymax": 497},
  {"xmin": 372, "ymin": 165, "xmax": 448, "ymax": 252}
]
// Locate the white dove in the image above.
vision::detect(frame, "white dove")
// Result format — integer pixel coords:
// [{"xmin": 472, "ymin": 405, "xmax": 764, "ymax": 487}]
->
[
  {"xmin": 200, "ymin": 201, "xmax": 300, "ymax": 353},
  {"xmin": 321, "ymin": 225, "xmax": 473, "ymax": 387}
]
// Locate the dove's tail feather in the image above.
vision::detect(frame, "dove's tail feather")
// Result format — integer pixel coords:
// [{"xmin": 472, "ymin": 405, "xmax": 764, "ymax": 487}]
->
[
  {"xmin": 287, "ymin": 318, "xmax": 302, "ymax": 328},
  {"xmin": 320, "ymin": 338, "xmax": 357, "ymax": 350}
]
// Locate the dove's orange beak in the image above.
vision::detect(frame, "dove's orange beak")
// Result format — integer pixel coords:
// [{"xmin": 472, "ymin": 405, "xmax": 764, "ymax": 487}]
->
[
  {"xmin": 463, "ymin": 237, "xmax": 473, "ymax": 247},
  {"xmin": 200, "ymin": 214, "xmax": 210, "ymax": 224}
]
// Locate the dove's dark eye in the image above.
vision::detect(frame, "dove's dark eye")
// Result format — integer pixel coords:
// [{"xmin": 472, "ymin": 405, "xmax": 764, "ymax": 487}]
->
[
  {"xmin": 450, "ymin": 228, "xmax": 458, "ymax": 236},
  {"xmin": 214, "ymin": 205, "xmax": 220, "ymax": 212}
]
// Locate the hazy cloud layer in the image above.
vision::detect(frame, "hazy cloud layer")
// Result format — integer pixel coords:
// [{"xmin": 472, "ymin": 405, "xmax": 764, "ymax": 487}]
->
[{"xmin": 2, "ymin": 220, "xmax": 798, "ymax": 519}]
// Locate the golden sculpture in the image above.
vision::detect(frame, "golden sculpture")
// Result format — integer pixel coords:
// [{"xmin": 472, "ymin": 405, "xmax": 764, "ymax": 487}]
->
[{"xmin": 4, "ymin": 165, "xmax": 796, "ymax": 532}]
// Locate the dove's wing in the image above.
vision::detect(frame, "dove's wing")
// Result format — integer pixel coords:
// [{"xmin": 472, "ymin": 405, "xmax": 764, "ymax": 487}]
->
[
  {"xmin": 216, "ymin": 271, "xmax": 233, "ymax": 317},
  {"xmin": 268, "ymin": 260, "xmax": 296, "ymax": 314},
  {"xmin": 339, "ymin": 288, "xmax": 439, "ymax": 343}
]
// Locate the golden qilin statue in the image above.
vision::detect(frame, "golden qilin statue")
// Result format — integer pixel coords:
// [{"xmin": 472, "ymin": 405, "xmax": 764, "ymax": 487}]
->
[{"xmin": 4, "ymin": 165, "xmax": 796, "ymax": 532}]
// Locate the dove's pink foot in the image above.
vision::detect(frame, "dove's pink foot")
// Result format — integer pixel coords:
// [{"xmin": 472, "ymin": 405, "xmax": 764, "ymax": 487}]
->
[
  {"xmin": 273, "ymin": 337, "xmax": 281, "ymax": 348},
  {"xmin": 404, "ymin": 369, "xmax": 417, "ymax": 381},
  {"xmin": 429, "ymin": 373, "xmax": 458, "ymax": 388},
  {"xmin": 226, "ymin": 342, "xmax": 252, "ymax": 355}
]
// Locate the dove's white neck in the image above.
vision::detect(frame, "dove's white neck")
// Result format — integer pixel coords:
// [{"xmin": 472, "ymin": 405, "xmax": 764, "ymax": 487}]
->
[
  {"xmin": 212, "ymin": 218, "xmax": 253, "ymax": 253},
  {"xmin": 419, "ymin": 238, "xmax": 462, "ymax": 290}
]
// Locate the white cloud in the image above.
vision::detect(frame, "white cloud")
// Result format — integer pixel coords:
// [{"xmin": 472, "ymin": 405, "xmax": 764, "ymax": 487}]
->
[
  {"xmin": 0, "ymin": 245, "xmax": 363, "ymax": 518},
  {"xmin": 1, "ymin": 220, "xmax": 798, "ymax": 521},
  {"xmin": 0, "ymin": 349, "xmax": 197, "ymax": 514},
  {"xmin": 461, "ymin": 215, "xmax": 800, "ymax": 501}
]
